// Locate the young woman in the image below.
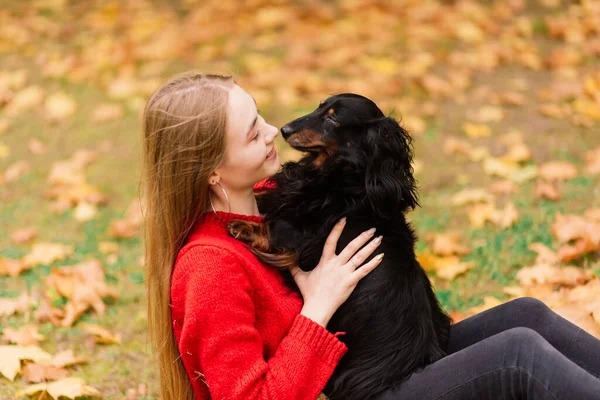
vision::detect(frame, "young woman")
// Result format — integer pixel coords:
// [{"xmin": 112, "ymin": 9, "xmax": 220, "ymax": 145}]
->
[{"xmin": 140, "ymin": 72, "xmax": 600, "ymax": 400}]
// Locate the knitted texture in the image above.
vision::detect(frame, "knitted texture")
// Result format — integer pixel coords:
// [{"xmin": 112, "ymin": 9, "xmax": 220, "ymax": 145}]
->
[{"xmin": 170, "ymin": 189, "xmax": 348, "ymax": 399}]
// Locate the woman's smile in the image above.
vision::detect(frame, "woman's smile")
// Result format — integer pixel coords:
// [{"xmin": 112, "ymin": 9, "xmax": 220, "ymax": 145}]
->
[{"xmin": 266, "ymin": 146, "xmax": 277, "ymax": 160}]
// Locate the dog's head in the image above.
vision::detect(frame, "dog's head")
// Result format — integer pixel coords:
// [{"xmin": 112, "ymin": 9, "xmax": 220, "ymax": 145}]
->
[{"xmin": 280, "ymin": 93, "xmax": 418, "ymax": 214}]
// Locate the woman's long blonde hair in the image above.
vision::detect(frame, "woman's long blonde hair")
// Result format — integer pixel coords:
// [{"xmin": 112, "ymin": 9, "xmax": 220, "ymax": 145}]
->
[{"xmin": 140, "ymin": 71, "xmax": 234, "ymax": 400}]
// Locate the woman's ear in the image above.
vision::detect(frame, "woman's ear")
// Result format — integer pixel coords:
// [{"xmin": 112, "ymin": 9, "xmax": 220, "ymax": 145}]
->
[
  {"xmin": 207, "ymin": 172, "xmax": 219, "ymax": 186},
  {"xmin": 364, "ymin": 116, "xmax": 419, "ymax": 218}
]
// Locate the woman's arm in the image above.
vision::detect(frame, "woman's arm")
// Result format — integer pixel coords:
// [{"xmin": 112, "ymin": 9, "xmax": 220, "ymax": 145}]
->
[{"xmin": 172, "ymin": 245, "xmax": 347, "ymax": 400}]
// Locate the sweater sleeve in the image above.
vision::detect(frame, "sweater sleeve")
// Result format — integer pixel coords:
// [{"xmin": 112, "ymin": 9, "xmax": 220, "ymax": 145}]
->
[{"xmin": 174, "ymin": 245, "xmax": 348, "ymax": 400}]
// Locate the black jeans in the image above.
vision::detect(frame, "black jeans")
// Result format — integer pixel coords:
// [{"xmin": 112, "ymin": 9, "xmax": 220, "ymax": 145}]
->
[{"xmin": 375, "ymin": 297, "xmax": 600, "ymax": 399}]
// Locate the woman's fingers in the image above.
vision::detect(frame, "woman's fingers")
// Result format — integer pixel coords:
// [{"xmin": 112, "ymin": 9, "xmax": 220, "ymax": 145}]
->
[
  {"xmin": 345, "ymin": 235, "xmax": 383, "ymax": 270},
  {"xmin": 337, "ymin": 227, "xmax": 377, "ymax": 264},
  {"xmin": 351, "ymin": 253, "xmax": 385, "ymax": 282},
  {"xmin": 322, "ymin": 217, "xmax": 347, "ymax": 259}
]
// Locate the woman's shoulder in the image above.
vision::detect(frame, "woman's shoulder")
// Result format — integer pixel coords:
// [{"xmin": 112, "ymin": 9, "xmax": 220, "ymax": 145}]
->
[{"xmin": 173, "ymin": 236, "xmax": 255, "ymax": 280}]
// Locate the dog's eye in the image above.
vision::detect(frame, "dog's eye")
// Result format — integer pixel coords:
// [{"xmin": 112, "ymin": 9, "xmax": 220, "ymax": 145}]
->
[{"xmin": 325, "ymin": 115, "xmax": 337, "ymax": 123}]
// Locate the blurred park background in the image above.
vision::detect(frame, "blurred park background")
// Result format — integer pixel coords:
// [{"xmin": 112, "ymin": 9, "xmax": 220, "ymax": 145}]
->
[{"xmin": 1, "ymin": 0, "xmax": 599, "ymax": 398}]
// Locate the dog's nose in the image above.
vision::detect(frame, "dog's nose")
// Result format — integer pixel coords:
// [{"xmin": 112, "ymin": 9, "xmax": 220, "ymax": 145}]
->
[{"xmin": 280, "ymin": 124, "xmax": 294, "ymax": 139}]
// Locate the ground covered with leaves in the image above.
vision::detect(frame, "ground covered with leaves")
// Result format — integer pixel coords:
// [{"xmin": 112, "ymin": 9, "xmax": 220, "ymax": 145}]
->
[{"xmin": 1, "ymin": 0, "xmax": 599, "ymax": 398}]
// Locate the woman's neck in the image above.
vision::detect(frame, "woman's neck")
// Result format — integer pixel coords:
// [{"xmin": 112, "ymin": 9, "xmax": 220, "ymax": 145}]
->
[{"xmin": 209, "ymin": 185, "xmax": 260, "ymax": 216}]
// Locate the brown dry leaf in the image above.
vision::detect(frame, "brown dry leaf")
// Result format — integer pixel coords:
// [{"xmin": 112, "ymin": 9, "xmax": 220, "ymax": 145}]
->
[
  {"xmin": 585, "ymin": 145, "xmax": 600, "ymax": 174},
  {"xmin": 0, "ymin": 291, "xmax": 33, "ymax": 317},
  {"xmin": 487, "ymin": 180, "xmax": 519, "ymax": 195},
  {"xmin": 442, "ymin": 137, "xmax": 489, "ymax": 161},
  {"xmin": 462, "ymin": 122, "xmax": 492, "ymax": 138},
  {"xmin": 551, "ymin": 213, "xmax": 600, "ymax": 244},
  {"xmin": 98, "ymin": 241, "xmax": 120, "ymax": 254},
  {"xmin": 557, "ymin": 234, "xmax": 600, "ymax": 262},
  {"xmin": 402, "ymin": 115, "xmax": 427, "ymax": 135},
  {"xmin": 516, "ymin": 264, "xmax": 594, "ymax": 287},
  {"xmin": 33, "ymin": 297, "xmax": 66, "ymax": 326},
  {"xmin": 528, "ymin": 243, "xmax": 559, "ymax": 265},
  {"xmin": 500, "ymin": 142, "xmax": 532, "ymax": 163},
  {"xmin": 79, "ymin": 323, "xmax": 122, "ymax": 344},
  {"xmin": 3, "ymin": 160, "xmax": 31, "ymax": 183},
  {"xmin": 15, "ymin": 376, "xmax": 101, "ymax": 399},
  {"xmin": 573, "ymin": 98, "xmax": 600, "ymax": 120},
  {"xmin": 565, "ymin": 279, "xmax": 600, "ymax": 305},
  {"xmin": 449, "ymin": 311, "xmax": 467, "ymax": 324},
  {"xmin": 45, "ymin": 259, "xmax": 120, "ymax": 327},
  {"xmin": 49, "ymin": 349, "xmax": 89, "ymax": 368},
  {"xmin": 483, "ymin": 157, "xmax": 538, "ymax": 183},
  {"xmin": 107, "ymin": 199, "xmax": 143, "ymax": 239},
  {"xmin": 535, "ymin": 180, "xmax": 561, "ymax": 200},
  {"xmin": 28, "ymin": 137, "xmax": 47, "ymax": 154},
  {"xmin": 22, "ymin": 242, "xmax": 74, "ymax": 269},
  {"xmin": 44, "ymin": 92, "xmax": 77, "ymax": 122},
  {"xmin": 10, "ymin": 227, "xmax": 38, "ymax": 245},
  {"xmin": 451, "ymin": 188, "xmax": 494, "ymax": 206},
  {"xmin": 21, "ymin": 363, "xmax": 69, "ymax": 383},
  {"xmin": 467, "ymin": 202, "xmax": 519, "ymax": 229},
  {"xmin": 92, "ymin": 103, "xmax": 125, "ymax": 123},
  {"xmin": 470, "ymin": 105, "xmax": 505, "ymax": 123},
  {"xmin": 584, "ymin": 209, "xmax": 600, "ymax": 221},
  {"xmin": 465, "ymin": 296, "xmax": 505, "ymax": 315},
  {"xmin": 0, "ymin": 257, "xmax": 27, "ymax": 277},
  {"xmin": 498, "ymin": 91, "xmax": 525, "ymax": 106},
  {"xmin": 436, "ymin": 258, "xmax": 475, "ymax": 280},
  {"xmin": 0, "ymin": 345, "xmax": 52, "ymax": 381},
  {"xmin": 5, "ymin": 85, "xmax": 44, "ymax": 116},
  {"xmin": 467, "ymin": 203, "xmax": 496, "ymax": 228},
  {"xmin": 492, "ymin": 202, "xmax": 519, "ymax": 229},
  {"xmin": 417, "ymin": 252, "xmax": 474, "ymax": 281},
  {"xmin": 551, "ymin": 305, "xmax": 600, "ymax": 338},
  {"xmin": 426, "ymin": 232, "xmax": 471, "ymax": 256},
  {"xmin": 538, "ymin": 103, "xmax": 566, "ymax": 119},
  {"xmin": 538, "ymin": 161, "xmax": 577, "ymax": 181},
  {"xmin": 2, "ymin": 325, "xmax": 45, "ymax": 346}
]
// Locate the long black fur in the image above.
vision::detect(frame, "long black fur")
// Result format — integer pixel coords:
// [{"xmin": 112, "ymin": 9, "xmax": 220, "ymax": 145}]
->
[{"xmin": 255, "ymin": 94, "xmax": 452, "ymax": 400}]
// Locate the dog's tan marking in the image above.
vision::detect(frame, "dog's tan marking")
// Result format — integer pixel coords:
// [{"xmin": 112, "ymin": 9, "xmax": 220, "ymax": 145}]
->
[
  {"xmin": 286, "ymin": 129, "xmax": 325, "ymax": 149},
  {"xmin": 328, "ymin": 108, "xmax": 335, "ymax": 115},
  {"xmin": 313, "ymin": 152, "xmax": 329, "ymax": 167}
]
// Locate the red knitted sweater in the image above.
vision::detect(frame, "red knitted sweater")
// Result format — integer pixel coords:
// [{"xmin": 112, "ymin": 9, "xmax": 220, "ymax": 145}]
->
[{"xmin": 170, "ymin": 186, "xmax": 348, "ymax": 399}]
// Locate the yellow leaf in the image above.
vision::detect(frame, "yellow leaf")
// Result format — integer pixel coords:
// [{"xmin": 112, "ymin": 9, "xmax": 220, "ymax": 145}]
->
[
  {"xmin": 73, "ymin": 201, "xmax": 98, "ymax": 222},
  {"xmin": 483, "ymin": 157, "xmax": 538, "ymax": 182},
  {"xmin": 451, "ymin": 188, "xmax": 494, "ymax": 206},
  {"xmin": 22, "ymin": 242, "xmax": 74, "ymax": 268},
  {"xmin": 5, "ymin": 85, "xmax": 44, "ymax": 116},
  {"xmin": 79, "ymin": 323, "xmax": 121, "ymax": 344},
  {"xmin": 539, "ymin": 161, "xmax": 577, "ymax": 181},
  {"xmin": 44, "ymin": 92, "xmax": 77, "ymax": 121},
  {"xmin": 462, "ymin": 123, "xmax": 492, "ymax": 138},
  {"xmin": 15, "ymin": 376, "xmax": 101, "ymax": 399},
  {"xmin": 0, "ymin": 345, "xmax": 52, "ymax": 381}
]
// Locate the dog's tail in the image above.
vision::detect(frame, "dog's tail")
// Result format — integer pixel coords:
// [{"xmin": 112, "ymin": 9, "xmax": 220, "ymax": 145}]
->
[{"xmin": 227, "ymin": 219, "xmax": 298, "ymax": 271}]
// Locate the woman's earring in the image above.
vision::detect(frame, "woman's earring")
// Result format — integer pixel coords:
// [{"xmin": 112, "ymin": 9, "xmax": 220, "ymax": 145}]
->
[{"xmin": 209, "ymin": 182, "xmax": 231, "ymax": 221}]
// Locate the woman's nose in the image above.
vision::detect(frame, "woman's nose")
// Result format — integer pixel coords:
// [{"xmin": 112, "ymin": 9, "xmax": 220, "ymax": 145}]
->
[{"xmin": 266, "ymin": 124, "xmax": 279, "ymax": 142}]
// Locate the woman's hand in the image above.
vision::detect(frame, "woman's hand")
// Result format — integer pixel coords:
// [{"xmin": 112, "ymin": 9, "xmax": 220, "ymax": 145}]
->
[{"xmin": 290, "ymin": 217, "xmax": 384, "ymax": 328}]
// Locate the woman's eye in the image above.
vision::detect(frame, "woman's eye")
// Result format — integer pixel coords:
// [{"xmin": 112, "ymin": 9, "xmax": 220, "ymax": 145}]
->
[{"xmin": 252, "ymin": 129, "xmax": 262, "ymax": 141}]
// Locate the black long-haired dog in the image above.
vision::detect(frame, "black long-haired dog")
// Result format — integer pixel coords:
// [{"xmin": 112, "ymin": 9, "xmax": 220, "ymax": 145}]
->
[{"xmin": 228, "ymin": 93, "xmax": 452, "ymax": 400}]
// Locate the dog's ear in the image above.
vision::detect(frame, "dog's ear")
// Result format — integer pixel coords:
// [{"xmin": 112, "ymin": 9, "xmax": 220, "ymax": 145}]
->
[{"xmin": 364, "ymin": 116, "xmax": 419, "ymax": 217}]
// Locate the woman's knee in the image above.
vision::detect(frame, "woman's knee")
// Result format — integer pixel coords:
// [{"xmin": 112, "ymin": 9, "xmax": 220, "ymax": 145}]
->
[
  {"xmin": 506, "ymin": 296, "xmax": 551, "ymax": 322},
  {"xmin": 498, "ymin": 327, "xmax": 552, "ymax": 367}
]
